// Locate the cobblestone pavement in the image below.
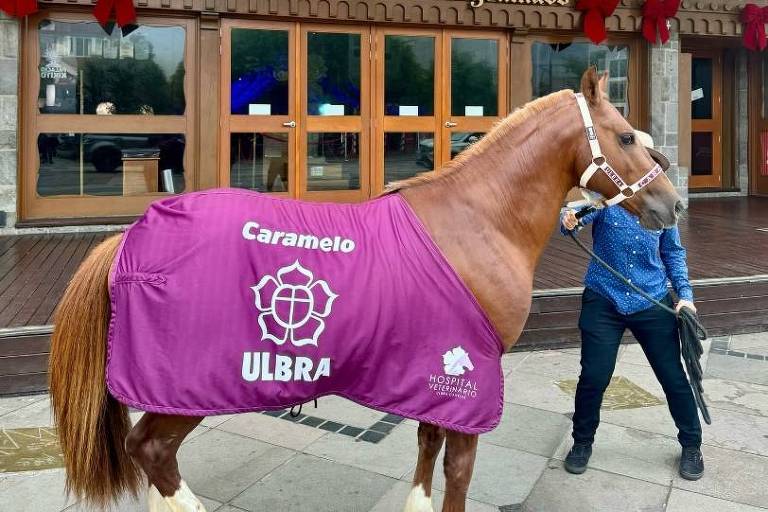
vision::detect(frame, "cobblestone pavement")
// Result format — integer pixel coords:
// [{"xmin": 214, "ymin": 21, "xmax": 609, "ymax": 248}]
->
[{"xmin": 2, "ymin": 332, "xmax": 767, "ymax": 511}]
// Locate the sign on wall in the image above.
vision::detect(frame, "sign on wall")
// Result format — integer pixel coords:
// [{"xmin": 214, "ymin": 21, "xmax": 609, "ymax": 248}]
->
[{"xmin": 469, "ymin": 0, "xmax": 570, "ymax": 7}]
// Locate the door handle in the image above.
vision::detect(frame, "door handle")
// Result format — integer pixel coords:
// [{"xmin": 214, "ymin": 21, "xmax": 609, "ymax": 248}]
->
[
  {"xmin": 445, "ymin": 121, "xmax": 457, "ymax": 128},
  {"xmin": 282, "ymin": 121, "xmax": 296, "ymax": 128}
]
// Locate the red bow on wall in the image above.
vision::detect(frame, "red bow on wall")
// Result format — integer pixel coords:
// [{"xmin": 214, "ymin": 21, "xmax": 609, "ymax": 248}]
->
[
  {"xmin": 93, "ymin": 0, "xmax": 137, "ymax": 32},
  {"xmin": 642, "ymin": 0, "xmax": 680, "ymax": 44},
  {"xmin": 742, "ymin": 3, "xmax": 768, "ymax": 51},
  {"xmin": 0, "ymin": 0, "xmax": 37, "ymax": 17},
  {"xmin": 576, "ymin": 0, "xmax": 621, "ymax": 44}
]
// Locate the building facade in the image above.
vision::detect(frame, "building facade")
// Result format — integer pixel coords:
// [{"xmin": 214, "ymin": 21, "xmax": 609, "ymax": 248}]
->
[{"xmin": 0, "ymin": 0, "xmax": 765, "ymax": 228}]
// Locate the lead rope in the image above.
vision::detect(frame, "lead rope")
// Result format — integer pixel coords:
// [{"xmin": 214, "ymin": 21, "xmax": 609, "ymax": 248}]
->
[
  {"xmin": 289, "ymin": 398, "xmax": 319, "ymax": 418},
  {"xmin": 568, "ymin": 208, "xmax": 712, "ymax": 424}
]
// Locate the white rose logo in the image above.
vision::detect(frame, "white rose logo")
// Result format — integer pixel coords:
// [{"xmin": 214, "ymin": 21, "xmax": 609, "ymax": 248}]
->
[
  {"xmin": 443, "ymin": 346, "xmax": 474, "ymax": 376},
  {"xmin": 251, "ymin": 260, "xmax": 338, "ymax": 347}
]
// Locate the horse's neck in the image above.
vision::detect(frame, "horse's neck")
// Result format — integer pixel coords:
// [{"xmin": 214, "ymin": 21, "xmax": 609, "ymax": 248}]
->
[{"xmin": 401, "ymin": 100, "xmax": 580, "ymax": 348}]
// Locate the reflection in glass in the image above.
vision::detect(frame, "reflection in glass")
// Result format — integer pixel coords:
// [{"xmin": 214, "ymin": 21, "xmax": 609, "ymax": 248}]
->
[
  {"xmin": 231, "ymin": 29, "xmax": 289, "ymax": 115},
  {"xmin": 306, "ymin": 133, "xmax": 360, "ymax": 191},
  {"xmin": 38, "ymin": 20, "xmax": 186, "ymax": 115},
  {"xmin": 307, "ymin": 32, "xmax": 361, "ymax": 116},
  {"xmin": 763, "ymin": 57, "xmax": 768, "ymax": 119},
  {"xmin": 691, "ymin": 132, "xmax": 713, "ymax": 176},
  {"xmin": 230, "ymin": 133, "xmax": 289, "ymax": 192},
  {"xmin": 450, "ymin": 132, "xmax": 485, "ymax": 159},
  {"xmin": 451, "ymin": 38, "xmax": 497, "ymax": 117},
  {"xmin": 532, "ymin": 42, "xmax": 630, "ymax": 117},
  {"xmin": 761, "ymin": 131, "xmax": 768, "ymax": 177},
  {"xmin": 36, "ymin": 133, "xmax": 185, "ymax": 196},
  {"xmin": 691, "ymin": 58, "xmax": 713, "ymax": 120},
  {"xmin": 385, "ymin": 36, "xmax": 434, "ymax": 116},
  {"xmin": 384, "ymin": 133, "xmax": 434, "ymax": 185}
]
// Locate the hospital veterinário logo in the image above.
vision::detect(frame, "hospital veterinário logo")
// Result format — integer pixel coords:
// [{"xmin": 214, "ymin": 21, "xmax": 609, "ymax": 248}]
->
[
  {"xmin": 428, "ymin": 346, "xmax": 479, "ymax": 400},
  {"xmin": 242, "ymin": 260, "xmax": 337, "ymax": 383}
]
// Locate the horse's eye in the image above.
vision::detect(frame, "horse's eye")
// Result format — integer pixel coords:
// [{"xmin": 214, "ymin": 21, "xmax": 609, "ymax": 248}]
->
[{"xmin": 620, "ymin": 133, "xmax": 635, "ymax": 146}]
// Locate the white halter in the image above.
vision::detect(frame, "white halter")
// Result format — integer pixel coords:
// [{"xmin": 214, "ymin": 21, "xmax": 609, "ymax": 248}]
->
[{"xmin": 574, "ymin": 93, "xmax": 663, "ymax": 207}]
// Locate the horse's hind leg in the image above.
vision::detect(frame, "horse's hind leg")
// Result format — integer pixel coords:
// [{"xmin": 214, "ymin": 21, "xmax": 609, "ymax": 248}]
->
[
  {"xmin": 441, "ymin": 430, "xmax": 478, "ymax": 512},
  {"xmin": 125, "ymin": 413, "xmax": 206, "ymax": 512},
  {"xmin": 405, "ymin": 422, "xmax": 445, "ymax": 512}
]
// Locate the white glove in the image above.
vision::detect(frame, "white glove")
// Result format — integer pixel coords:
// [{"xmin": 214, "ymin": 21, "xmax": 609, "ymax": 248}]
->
[{"xmin": 675, "ymin": 300, "xmax": 696, "ymax": 313}]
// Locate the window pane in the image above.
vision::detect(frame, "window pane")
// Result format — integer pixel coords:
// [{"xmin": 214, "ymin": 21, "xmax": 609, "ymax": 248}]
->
[
  {"xmin": 306, "ymin": 133, "xmax": 359, "ymax": 191},
  {"xmin": 763, "ymin": 57, "xmax": 768, "ymax": 119},
  {"xmin": 691, "ymin": 57, "xmax": 713, "ymax": 120},
  {"xmin": 231, "ymin": 29, "xmax": 289, "ymax": 116},
  {"xmin": 307, "ymin": 32, "xmax": 361, "ymax": 116},
  {"xmin": 385, "ymin": 36, "xmax": 434, "ymax": 116},
  {"xmin": 37, "ymin": 133, "xmax": 185, "ymax": 196},
  {"xmin": 450, "ymin": 132, "xmax": 485, "ymax": 159},
  {"xmin": 230, "ymin": 133, "xmax": 289, "ymax": 192},
  {"xmin": 384, "ymin": 132, "xmax": 434, "ymax": 186},
  {"xmin": 532, "ymin": 42, "xmax": 630, "ymax": 117},
  {"xmin": 691, "ymin": 132, "xmax": 713, "ymax": 176},
  {"xmin": 38, "ymin": 21, "xmax": 186, "ymax": 115},
  {"xmin": 761, "ymin": 131, "xmax": 768, "ymax": 177},
  {"xmin": 451, "ymin": 38, "xmax": 498, "ymax": 117}
]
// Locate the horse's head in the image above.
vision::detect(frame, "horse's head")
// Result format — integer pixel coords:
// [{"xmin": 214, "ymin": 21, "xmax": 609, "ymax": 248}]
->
[{"xmin": 575, "ymin": 68, "xmax": 683, "ymax": 229}]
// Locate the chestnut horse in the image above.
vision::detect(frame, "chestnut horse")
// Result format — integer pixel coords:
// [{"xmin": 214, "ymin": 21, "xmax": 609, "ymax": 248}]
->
[{"xmin": 48, "ymin": 69, "xmax": 682, "ymax": 512}]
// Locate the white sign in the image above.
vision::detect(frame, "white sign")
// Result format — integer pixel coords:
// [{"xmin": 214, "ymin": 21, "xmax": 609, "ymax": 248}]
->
[
  {"xmin": 691, "ymin": 88, "xmax": 704, "ymax": 102},
  {"xmin": 310, "ymin": 166, "xmax": 324, "ymax": 177},
  {"xmin": 399, "ymin": 105, "xmax": 419, "ymax": 116},
  {"xmin": 321, "ymin": 104, "xmax": 345, "ymax": 116},
  {"xmin": 464, "ymin": 105, "xmax": 484, "ymax": 117},
  {"xmin": 249, "ymin": 103, "xmax": 271, "ymax": 115}
]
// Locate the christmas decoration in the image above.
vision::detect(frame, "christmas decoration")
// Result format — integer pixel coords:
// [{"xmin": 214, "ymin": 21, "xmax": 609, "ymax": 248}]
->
[
  {"xmin": 741, "ymin": 3, "xmax": 768, "ymax": 51},
  {"xmin": 575, "ymin": 0, "xmax": 621, "ymax": 44},
  {"xmin": 0, "ymin": 0, "xmax": 37, "ymax": 17},
  {"xmin": 642, "ymin": 0, "xmax": 680, "ymax": 45}
]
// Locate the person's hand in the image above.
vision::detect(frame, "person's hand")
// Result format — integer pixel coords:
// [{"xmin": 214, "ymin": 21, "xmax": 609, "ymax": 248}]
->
[
  {"xmin": 676, "ymin": 300, "xmax": 696, "ymax": 313},
  {"xmin": 562, "ymin": 209, "xmax": 578, "ymax": 231}
]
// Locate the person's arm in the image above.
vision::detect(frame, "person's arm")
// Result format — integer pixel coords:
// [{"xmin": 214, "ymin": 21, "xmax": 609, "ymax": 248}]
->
[
  {"xmin": 659, "ymin": 226, "xmax": 695, "ymax": 311},
  {"xmin": 560, "ymin": 207, "xmax": 601, "ymax": 235}
]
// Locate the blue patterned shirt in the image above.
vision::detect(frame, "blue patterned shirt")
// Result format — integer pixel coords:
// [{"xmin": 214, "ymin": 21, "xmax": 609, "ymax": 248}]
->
[{"xmin": 560, "ymin": 206, "xmax": 694, "ymax": 315}]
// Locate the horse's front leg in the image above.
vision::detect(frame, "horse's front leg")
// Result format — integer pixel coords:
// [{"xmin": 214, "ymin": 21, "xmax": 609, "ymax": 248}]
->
[
  {"xmin": 441, "ymin": 430, "xmax": 478, "ymax": 512},
  {"xmin": 405, "ymin": 422, "xmax": 446, "ymax": 512},
  {"xmin": 125, "ymin": 412, "xmax": 206, "ymax": 512}
]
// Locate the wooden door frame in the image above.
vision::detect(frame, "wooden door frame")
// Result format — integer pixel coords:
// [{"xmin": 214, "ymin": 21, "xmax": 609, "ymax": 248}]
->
[
  {"xmin": 372, "ymin": 26, "xmax": 443, "ymax": 195},
  {"xmin": 20, "ymin": 9, "xmax": 198, "ymax": 220},
  {"xmin": 749, "ymin": 52, "xmax": 768, "ymax": 196},
  {"xmin": 688, "ymin": 48, "xmax": 723, "ymax": 189},
  {"xmin": 219, "ymin": 19, "xmax": 298, "ymax": 198}
]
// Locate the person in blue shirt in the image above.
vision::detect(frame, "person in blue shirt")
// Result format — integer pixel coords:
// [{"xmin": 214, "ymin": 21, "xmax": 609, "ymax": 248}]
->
[{"xmin": 560, "ymin": 205, "xmax": 704, "ymax": 481}]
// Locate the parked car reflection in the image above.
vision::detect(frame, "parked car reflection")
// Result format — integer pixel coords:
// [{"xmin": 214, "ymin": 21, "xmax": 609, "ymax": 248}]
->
[{"xmin": 416, "ymin": 132, "xmax": 484, "ymax": 168}]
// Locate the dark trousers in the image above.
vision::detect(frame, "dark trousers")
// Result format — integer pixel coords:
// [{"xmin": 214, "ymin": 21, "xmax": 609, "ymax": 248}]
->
[{"xmin": 572, "ymin": 288, "xmax": 702, "ymax": 448}]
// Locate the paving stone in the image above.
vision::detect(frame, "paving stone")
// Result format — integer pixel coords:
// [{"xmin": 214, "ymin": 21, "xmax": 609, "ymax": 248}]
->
[
  {"xmin": 177, "ymin": 429, "xmax": 295, "ymax": 502},
  {"xmin": 213, "ymin": 505, "xmax": 249, "ymax": 512},
  {"xmin": 201, "ymin": 414, "xmax": 236, "ymax": 428},
  {"xmin": 706, "ymin": 353, "xmax": 768, "ymax": 386},
  {"xmin": 728, "ymin": 332, "xmax": 768, "ymax": 357},
  {"xmin": 617, "ymin": 343, "xmax": 650, "ymax": 366},
  {"xmin": 672, "ymin": 444, "xmax": 768, "ymax": 509},
  {"xmin": 312, "ymin": 396, "xmax": 387, "ymax": 429},
  {"xmin": 504, "ymin": 369, "xmax": 575, "ymax": 414},
  {"xmin": 304, "ymin": 423, "xmax": 418, "ymax": 479},
  {"xmin": 665, "ymin": 488, "xmax": 767, "ymax": 512},
  {"xmin": 481, "ymin": 403, "xmax": 570, "ymax": 458},
  {"xmin": 66, "ymin": 489, "xmax": 221, "ymax": 512},
  {"xmin": 514, "ymin": 350, "xmax": 581, "ymax": 379},
  {"xmin": 409, "ymin": 441, "xmax": 548, "ymax": 506},
  {"xmin": 601, "ymin": 404, "xmax": 679, "ymax": 439},
  {"xmin": 0, "ymin": 469, "xmax": 74, "ymax": 512},
  {"xmin": 231, "ymin": 453, "xmax": 396, "ymax": 512},
  {"xmin": 552, "ymin": 422, "xmax": 679, "ymax": 486},
  {"xmin": 0, "ymin": 394, "xmax": 47, "ymax": 419},
  {"xmin": 370, "ymin": 480, "xmax": 497, "ymax": 512},
  {"xmin": 703, "ymin": 378, "xmax": 768, "ymax": 418},
  {"xmin": 523, "ymin": 462, "xmax": 669, "ymax": 512},
  {"xmin": 501, "ymin": 352, "xmax": 530, "ymax": 376},
  {"xmin": 217, "ymin": 412, "xmax": 327, "ymax": 451},
  {"xmin": 698, "ymin": 406, "xmax": 768, "ymax": 457},
  {"xmin": 0, "ymin": 397, "xmax": 54, "ymax": 429}
]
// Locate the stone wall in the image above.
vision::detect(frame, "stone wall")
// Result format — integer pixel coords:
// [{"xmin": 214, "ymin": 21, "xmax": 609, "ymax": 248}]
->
[
  {"xmin": 736, "ymin": 50, "xmax": 749, "ymax": 195},
  {"xmin": 648, "ymin": 32, "xmax": 686, "ymax": 205},
  {"xmin": 0, "ymin": 13, "xmax": 18, "ymax": 227}
]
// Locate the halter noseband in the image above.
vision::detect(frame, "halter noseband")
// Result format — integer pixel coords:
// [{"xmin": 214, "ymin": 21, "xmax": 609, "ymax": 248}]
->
[{"xmin": 574, "ymin": 93, "xmax": 663, "ymax": 207}]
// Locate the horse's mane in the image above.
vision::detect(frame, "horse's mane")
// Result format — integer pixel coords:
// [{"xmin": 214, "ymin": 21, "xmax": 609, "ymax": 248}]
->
[{"xmin": 381, "ymin": 89, "xmax": 574, "ymax": 195}]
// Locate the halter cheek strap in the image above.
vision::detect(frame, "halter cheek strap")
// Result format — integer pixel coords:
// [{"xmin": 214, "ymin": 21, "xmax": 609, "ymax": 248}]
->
[{"xmin": 574, "ymin": 93, "xmax": 663, "ymax": 207}]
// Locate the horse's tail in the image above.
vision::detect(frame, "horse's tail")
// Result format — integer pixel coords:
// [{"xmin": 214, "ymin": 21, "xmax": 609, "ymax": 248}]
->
[{"xmin": 49, "ymin": 234, "xmax": 142, "ymax": 506}]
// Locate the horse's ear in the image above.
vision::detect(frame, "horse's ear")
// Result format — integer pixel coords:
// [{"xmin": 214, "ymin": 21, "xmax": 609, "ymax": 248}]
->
[
  {"xmin": 580, "ymin": 67, "xmax": 601, "ymax": 107},
  {"xmin": 598, "ymin": 70, "xmax": 609, "ymax": 97}
]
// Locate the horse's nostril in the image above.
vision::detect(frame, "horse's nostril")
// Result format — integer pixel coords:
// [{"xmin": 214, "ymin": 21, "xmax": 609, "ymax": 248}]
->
[{"xmin": 674, "ymin": 201, "xmax": 686, "ymax": 216}]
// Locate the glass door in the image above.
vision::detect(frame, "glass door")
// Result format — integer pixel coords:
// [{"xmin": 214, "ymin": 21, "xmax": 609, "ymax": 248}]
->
[
  {"xmin": 689, "ymin": 50, "xmax": 722, "ymax": 189},
  {"xmin": 752, "ymin": 53, "xmax": 768, "ymax": 195},
  {"xmin": 440, "ymin": 32, "xmax": 507, "ymax": 163},
  {"xmin": 221, "ymin": 20, "xmax": 296, "ymax": 195},
  {"xmin": 299, "ymin": 26, "xmax": 370, "ymax": 201}
]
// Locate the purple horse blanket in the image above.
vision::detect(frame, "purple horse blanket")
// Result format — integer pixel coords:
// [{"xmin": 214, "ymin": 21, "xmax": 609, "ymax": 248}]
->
[{"xmin": 107, "ymin": 189, "xmax": 504, "ymax": 433}]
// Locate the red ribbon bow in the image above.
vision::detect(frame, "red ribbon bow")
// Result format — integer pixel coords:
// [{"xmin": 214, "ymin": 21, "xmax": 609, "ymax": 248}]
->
[
  {"xmin": 742, "ymin": 3, "xmax": 768, "ymax": 52},
  {"xmin": 0, "ymin": 0, "xmax": 38, "ymax": 17},
  {"xmin": 93, "ymin": 0, "xmax": 137, "ymax": 31},
  {"xmin": 642, "ymin": 0, "xmax": 680, "ymax": 45},
  {"xmin": 576, "ymin": 0, "xmax": 620, "ymax": 44}
]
